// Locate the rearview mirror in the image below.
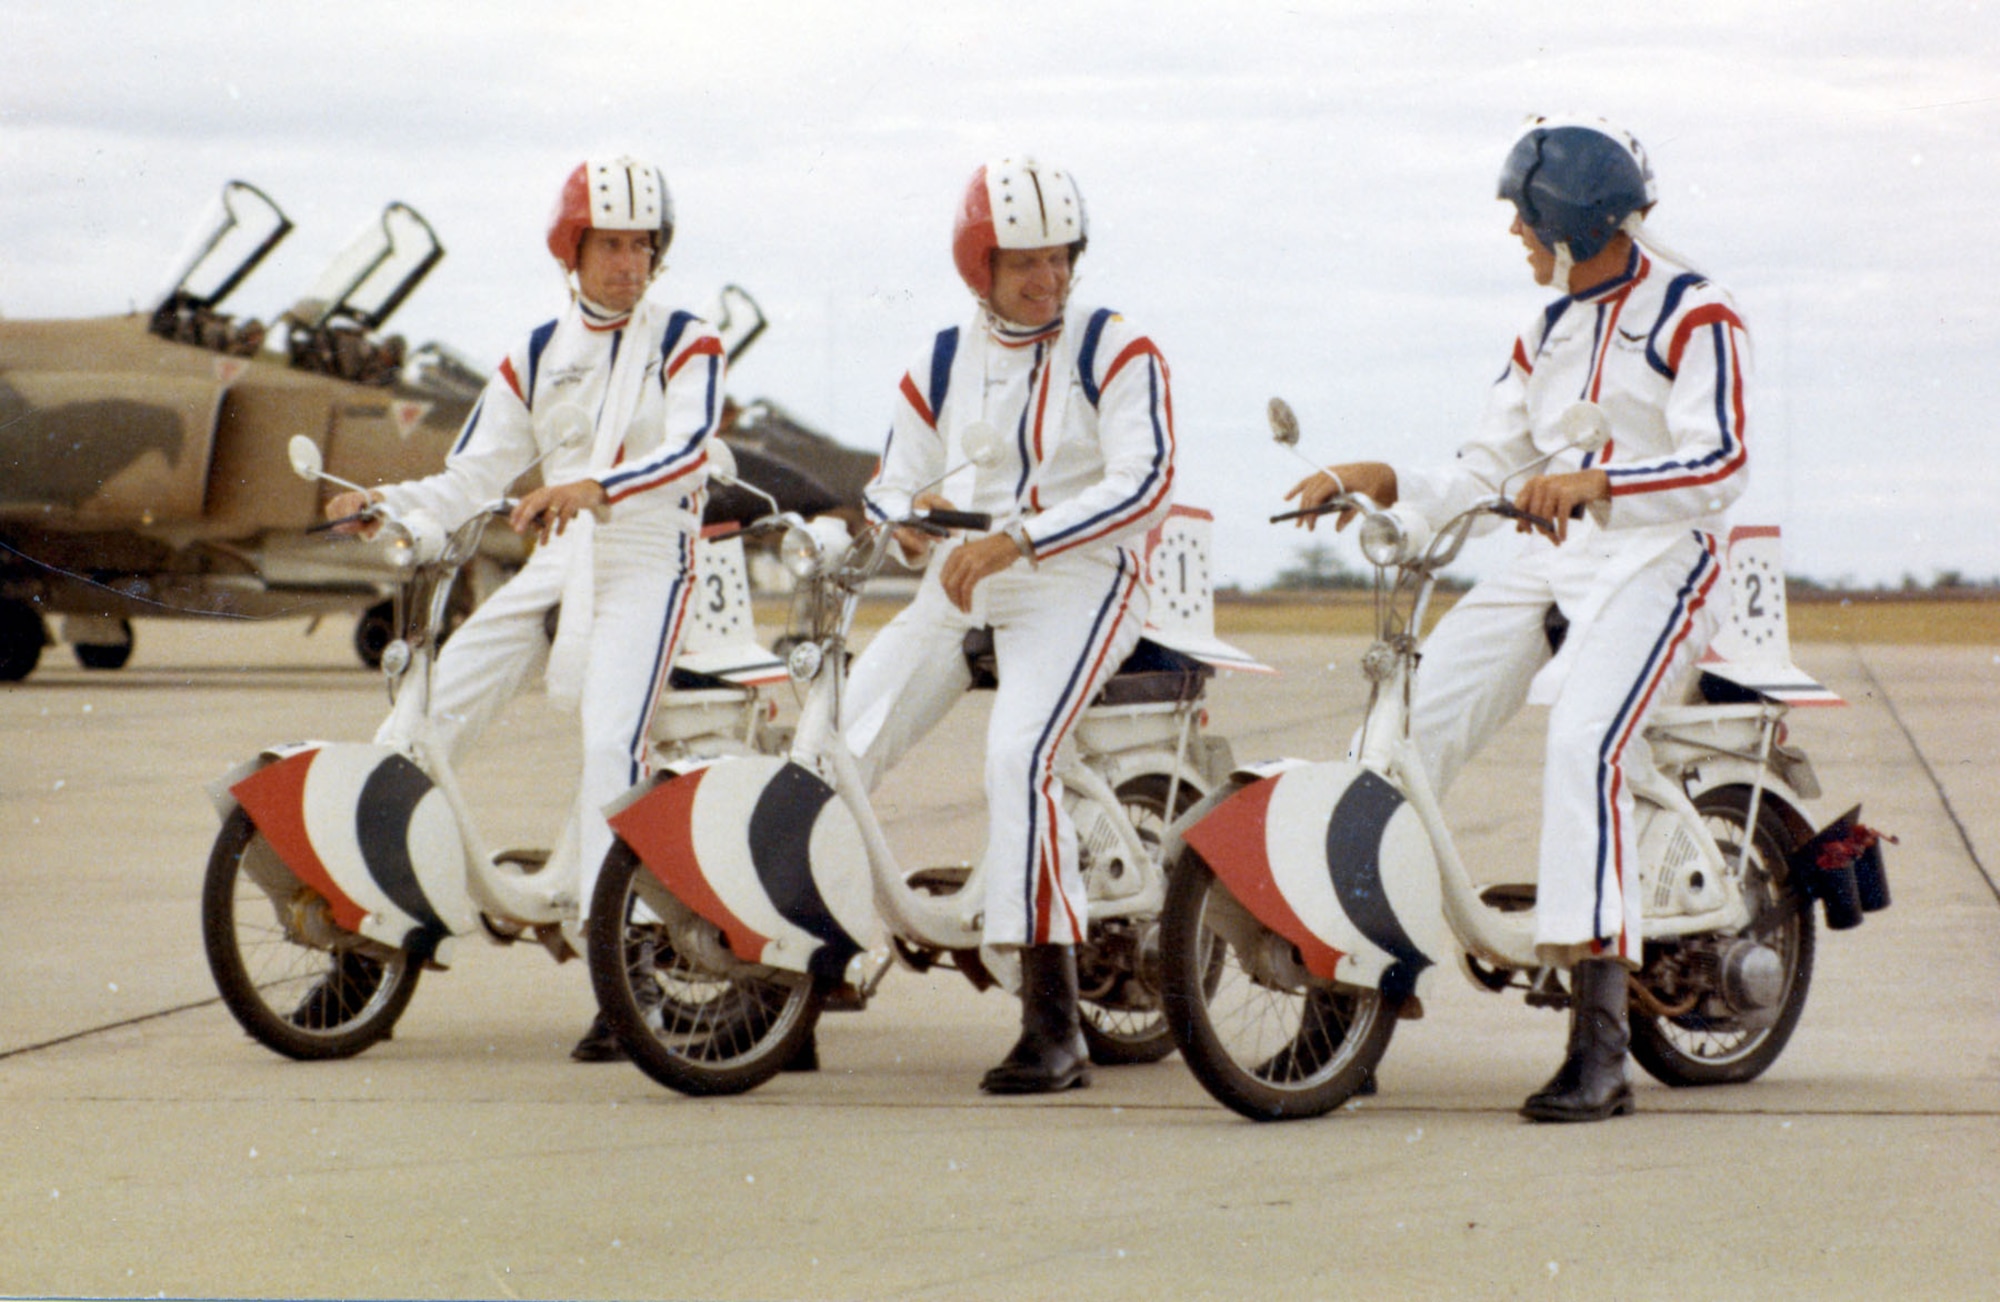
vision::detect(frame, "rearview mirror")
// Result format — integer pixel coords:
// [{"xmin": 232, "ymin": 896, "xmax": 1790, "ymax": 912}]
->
[
  {"xmin": 1553, "ymin": 401, "xmax": 1611, "ymax": 454},
  {"xmin": 1268, "ymin": 397, "xmax": 1300, "ymax": 448},
  {"xmin": 287, "ymin": 435, "xmax": 324, "ymax": 482},
  {"xmin": 538, "ymin": 402, "xmax": 593, "ymax": 452},
  {"xmin": 707, "ymin": 438, "xmax": 740, "ymax": 485},
  {"xmin": 960, "ymin": 420, "xmax": 1004, "ymax": 471}
]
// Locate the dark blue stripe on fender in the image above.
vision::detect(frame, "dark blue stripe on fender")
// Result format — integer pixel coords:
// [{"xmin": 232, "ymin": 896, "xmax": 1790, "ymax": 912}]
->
[
  {"xmin": 355, "ymin": 754, "xmax": 450, "ymax": 951},
  {"xmin": 1324, "ymin": 769, "xmax": 1431, "ymax": 1003},
  {"xmin": 748, "ymin": 763, "xmax": 863, "ymax": 980}
]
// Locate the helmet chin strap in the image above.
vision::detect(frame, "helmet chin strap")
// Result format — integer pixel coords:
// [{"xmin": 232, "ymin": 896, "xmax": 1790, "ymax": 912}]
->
[
  {"xmin": 1623, "ymin": 212, "xmax": 1689, "ymax": 268},
  {"xmin": 979, "ymin": 270, "xmax": 1078, "ymax": 337},
  {"xmin": 1554, "ymin": 243, "xmax": 1578, "ymax": 294}
]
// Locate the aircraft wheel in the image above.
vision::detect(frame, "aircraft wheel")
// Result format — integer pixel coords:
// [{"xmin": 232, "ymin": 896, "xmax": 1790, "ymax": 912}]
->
[
  {"xmin": 73, "ymin": 619, "xmax": 134, "ymax": 670},
  {"xmin": 0, "ymin": 600, "xmax": 47, "ymax": 681},
  {"xmin": 353, "ymin": 600, "xmax": 394, "ymax": 669}
]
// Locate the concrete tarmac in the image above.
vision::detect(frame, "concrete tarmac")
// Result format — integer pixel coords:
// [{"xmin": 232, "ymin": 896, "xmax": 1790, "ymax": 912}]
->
[{"xmin": 2, "ymin": 619, "xmax": 1996, "ymax": 1300}]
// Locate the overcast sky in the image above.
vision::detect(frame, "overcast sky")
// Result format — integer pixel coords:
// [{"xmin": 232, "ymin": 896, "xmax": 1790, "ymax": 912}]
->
[{"xmin": 4, "ymin": 0, "xmax": 1995, "ymax": 589}]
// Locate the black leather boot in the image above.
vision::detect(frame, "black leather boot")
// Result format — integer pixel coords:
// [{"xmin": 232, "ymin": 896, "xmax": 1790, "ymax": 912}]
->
[
  {"xmin": 980, "ymin": 945, "xmax": 1092, "ymax": 1095},
  {"xmin": 570, "ymin": 1011, "xmax": 626, "ymax": 1063},
  {"xmin": 1520, "ymin": 958, "xmax": 1634, "ymax": 1122}
]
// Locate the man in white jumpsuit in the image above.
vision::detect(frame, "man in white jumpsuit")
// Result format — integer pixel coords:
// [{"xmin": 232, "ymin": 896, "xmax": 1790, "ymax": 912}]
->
[
  {"xmin": 1288, "ymin": 117, "xmax": 1750, "ymax": 1121},
  {"xmin": 843, "ymin": 157, "xmax": 1176, "ymax": 1094},
  {"xmin": 325, "ymin": 156, "xmax": 723, "ymax": 1060}
]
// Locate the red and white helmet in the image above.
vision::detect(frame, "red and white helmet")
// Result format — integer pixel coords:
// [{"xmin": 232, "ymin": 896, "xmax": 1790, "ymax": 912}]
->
[
  {"xmin": 545, "ymin": 156, "xmax": 675, "ymax": 275},
  {"xmin": 951, "ymin": 156, "xmax": 1088, "ymax": 300}
]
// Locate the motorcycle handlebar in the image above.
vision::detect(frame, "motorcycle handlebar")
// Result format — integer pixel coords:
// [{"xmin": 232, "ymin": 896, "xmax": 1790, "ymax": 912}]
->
[{"xmin": 913, "ymin": 508, "xmax": 993, "ymax": 532}]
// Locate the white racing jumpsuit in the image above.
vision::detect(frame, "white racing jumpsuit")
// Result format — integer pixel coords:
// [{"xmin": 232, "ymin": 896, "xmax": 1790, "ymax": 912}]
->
[
  {"xmin": 375, "ymin": 296, "xmax": 723, "ymax": 923},
  {"xmin": 1395, "ymin": 242, "xmax": 1751, "ymax": 963},
  {"xmin": 844, "ymin": 306, "xmax": 1177, "ymax": 948}
]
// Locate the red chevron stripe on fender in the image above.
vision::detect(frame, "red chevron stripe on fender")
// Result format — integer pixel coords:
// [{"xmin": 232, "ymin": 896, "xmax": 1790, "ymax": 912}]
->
[
  {"xmin": 609, "ymin": 767, "xmax": 773, "ymax": 964},
  {"xmin": 1183, "ymin": 776, "xmax": 1346, "ymax": 980},
  {"xmin": 230, "ymin": 750, "xmax": 369, "ymax": 935}
]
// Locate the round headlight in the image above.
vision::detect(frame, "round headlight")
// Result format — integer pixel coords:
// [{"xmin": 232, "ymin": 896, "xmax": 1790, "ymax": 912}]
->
[
  {"xmin": 779, "ymin": 524, "xmax": 822, "ymax": 579},
  {"xmin": 1358, "ymin": 513, "xmax": 1408, "ymax": 567},
  {"xmin": 786, "ymin": 639, "xmax": 824, "ymax": 682},
  {"xmin": 1357, "ymin": 507, "xmax": 1433, "ymax": 568}
]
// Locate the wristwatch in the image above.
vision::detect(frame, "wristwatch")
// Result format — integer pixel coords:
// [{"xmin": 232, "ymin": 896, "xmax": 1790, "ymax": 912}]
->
[{"xmin": 1004, "ymin": 520, "xmax": 1037, "ymax": 565}]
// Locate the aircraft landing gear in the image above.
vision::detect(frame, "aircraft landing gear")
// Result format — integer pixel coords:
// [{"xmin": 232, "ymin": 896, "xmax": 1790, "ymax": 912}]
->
[
  {"xmin": 66, "ymin": 616, "xmax": 135, "ymax": 670},
  {"xmin": 0, "ymin": 599, "xmax": 48, "ymax": 681},
  {"xmin": 354, "ymin": 600, "xmax": 395, "ymax": 670}
]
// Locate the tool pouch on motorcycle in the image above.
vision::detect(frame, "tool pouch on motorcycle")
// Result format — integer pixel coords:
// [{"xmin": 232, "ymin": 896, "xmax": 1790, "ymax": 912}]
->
[{"xmin": 1789, "ymin": 805, "xmax": 1894, "ymax": 930}]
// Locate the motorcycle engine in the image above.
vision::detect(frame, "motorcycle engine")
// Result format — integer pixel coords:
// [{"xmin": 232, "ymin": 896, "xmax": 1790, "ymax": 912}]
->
[
  {"xmin": 1637, "ymin": 811, "xmax": 1726, "ymax": 919},
  {"xmin": 1075, "ymin": 798, "xmax": 1141, "ymax": 901}
]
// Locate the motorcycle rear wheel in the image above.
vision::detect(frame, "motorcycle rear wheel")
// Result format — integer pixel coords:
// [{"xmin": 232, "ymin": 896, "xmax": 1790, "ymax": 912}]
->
[
  {"xmin": 1161, "ymin": 849, "xmax": 1396, "ymax": 1121},
  {"xmin": 1630, "ymin": 786, "xmax": 1816, "ymax": 1086},
  {"xmin": 202, "ymin": 807, "xmax": 421, "ymax": 1060},
  {"xmin": 1076, "ymin": 773, "xmax": 1202, "ymax": 1066},
  {"xmin": 588, "ymin": 841, "xmax": 824, "ymax": 1097}
]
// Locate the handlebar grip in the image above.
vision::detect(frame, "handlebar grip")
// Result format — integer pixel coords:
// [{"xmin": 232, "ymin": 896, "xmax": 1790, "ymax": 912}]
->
[
  {"xmin": 1491, "ymin": 501, "xmax": 1559, "ymax": 535},
  {"xmin": 1269, "ymin": 499, "xmax": 1348, "ymax": 524},
  {"xmin": 916, "ymin": 508, "xmax": 993, "ymax": 532}
]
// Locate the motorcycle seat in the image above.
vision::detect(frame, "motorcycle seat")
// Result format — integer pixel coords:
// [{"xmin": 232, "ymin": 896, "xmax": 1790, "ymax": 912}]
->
[{"xmin": 959, "ymin": 627, "xmax": 1212, "ymax": 706}]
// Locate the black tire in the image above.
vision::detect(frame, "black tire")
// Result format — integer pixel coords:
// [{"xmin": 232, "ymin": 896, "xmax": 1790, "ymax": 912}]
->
[
  {"xmin": 73, "ymin": 620, "xmax": 134, "ymax": 670},
  {"xmin": 1630, "ymin": 787, "xmax": 1816, "ymax": 1087},
  {"xmin": 587, "ymin": 840, "xmax": 823, "ymax": 1097},
  {"xmin": 353, "ymin": 600, "xmax": 394, "ymax": 669},
  {"xmin": 201, "ymin": 807, "xmax": 421, "ymax": 1060},
  {"xmin": 1161, "ymin": 849, "xmax": 1396, "ymax": 1121},
  {"xmin": 0, "ymin": 599, "xmax": 46, "ymax": 681},
  {"xmin": 1076, "ymin": 772, "xmax": 1201, "ymax": 1066}
]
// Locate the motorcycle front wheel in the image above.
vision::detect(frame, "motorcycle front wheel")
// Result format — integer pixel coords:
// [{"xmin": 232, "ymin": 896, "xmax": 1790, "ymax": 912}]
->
[
  {"xmin": 1075, "ymin": 772, "xmax": 1203, "ymax": 1066},
  {"xmin": 202, "ymin": 807, "xmax": 421, "ymax": 1060},
  {"xmin": 1630, "ymin": 786, "xmax": 1816, "ymax": 1086},
  {"xmin": 1160, "ymin": 848, "xmax": 1396, "ymax": 1121},
  {"xmin": 588, "ymin": 841, "xmax": 824, "ymax": 1097}
]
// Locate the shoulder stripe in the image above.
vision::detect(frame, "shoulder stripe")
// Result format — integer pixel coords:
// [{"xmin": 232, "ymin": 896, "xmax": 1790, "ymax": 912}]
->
[
  {"xmin": 1077, "ymin": 308, "xmax": 1117, "ymax": 408},
  {"xmin": 667, "ymin": 334, "xmax": 723, "ymax": 379},
  {"xmin": 928, "ymin": 326, "xmax": 959, "ymax": 420},
  {"xmin": 524, "ymin": 319, "xmax": 558, "ymax": 408}
]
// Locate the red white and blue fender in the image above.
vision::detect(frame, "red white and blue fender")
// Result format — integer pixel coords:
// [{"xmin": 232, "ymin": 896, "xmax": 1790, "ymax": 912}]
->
[
  {"xmin": 212, "ymin": 743, "xmax": 477, "ymax": 957},
  {"xmin": 606, "ymin": 756, "xmax": 878, "ymax": 982},
  {"xmin": 1182, "ymin": 760, "xmax": 1456, "ymax": 1006}
]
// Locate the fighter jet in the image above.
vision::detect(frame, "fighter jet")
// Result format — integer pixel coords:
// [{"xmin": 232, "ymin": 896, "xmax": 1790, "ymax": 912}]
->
[
  {"xmin": 0, "ymin": 183, "xmax": 874, "ymax": 680},
  {"xmin": 0, "ymin": 180, "xmax": 505, "ymax": 678}
]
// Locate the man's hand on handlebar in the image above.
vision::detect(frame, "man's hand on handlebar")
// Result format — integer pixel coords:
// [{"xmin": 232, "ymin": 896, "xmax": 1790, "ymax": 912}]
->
[
  {"xmin": 511, "ymin": 479, "xmax": 608, "ymax": 544},
  {"xmin": 323, "ymin": 488, "xmax": 384, "ymax": 537},
  {"xmin": 894, "ymin": 491, "xmax": 960, "ymax": 561},
  {"xmin": 1282, "ymin": 462, "xmax": 1398, "ymax": 531},
  {"xmin": 1510, "ymin": 469, "xmax": 1608, "ymax": 544}
]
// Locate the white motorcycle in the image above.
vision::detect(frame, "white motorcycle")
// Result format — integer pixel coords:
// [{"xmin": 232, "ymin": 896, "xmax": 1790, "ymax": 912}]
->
[
  {"xmin": 200, "ymin": 434, "xmax": 785, "ymax": 1060},
  {"xmin": 1157, "ymin": 400, "xmax": 1892, "ymax": 1121},
  {"xmin": 583, "ymin": 448, "xmax": 1254, "ymax": 1096}
]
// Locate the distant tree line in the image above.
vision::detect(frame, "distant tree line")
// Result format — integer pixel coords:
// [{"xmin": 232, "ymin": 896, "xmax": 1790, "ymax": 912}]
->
[{"xmin": 1257, "ymin": 543, "xmax": 1995, "ymax": 596}]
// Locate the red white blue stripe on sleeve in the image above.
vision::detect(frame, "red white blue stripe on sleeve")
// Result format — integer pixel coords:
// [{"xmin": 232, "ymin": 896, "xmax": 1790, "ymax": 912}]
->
[
  {"xmin": 1605, "ymin": 306, "xmax": 1747, "ymax": 498},
  {"xmin": 1029, "ymin": 331, "xmax": 1176, "ymax": 559},
  {"xmin": 600, "ymin": 315, "xmax": 722, "ymax": 504}
]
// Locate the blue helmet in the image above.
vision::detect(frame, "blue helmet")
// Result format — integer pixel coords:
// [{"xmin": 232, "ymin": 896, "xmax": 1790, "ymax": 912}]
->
[{"xmin": 1498, "ymin": 117, "xmax": 1657, "ymax": 264}]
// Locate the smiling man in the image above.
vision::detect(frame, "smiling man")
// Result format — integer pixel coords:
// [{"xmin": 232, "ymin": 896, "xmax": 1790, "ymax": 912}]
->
[
  {"xmin": 840, "ymin": 156, "xmax": 1177, "ymax": 1095},
  {"xmin": 324, "ymin": 156, "xmax": 723, "ymax": 1062}
]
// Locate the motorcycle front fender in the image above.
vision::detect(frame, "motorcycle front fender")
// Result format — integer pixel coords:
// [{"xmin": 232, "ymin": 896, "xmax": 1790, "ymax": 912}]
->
[
  {"xmin": 225, "ymin": 743, "xmax": 477, "ymax": 957},
  {"xmin": 606, "ymin": 756, "xmax": 878, "ymax": 981},
  {"xmin": 1179, "ymin": 760, "xmax": 1455, "ymax": 1006}
]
